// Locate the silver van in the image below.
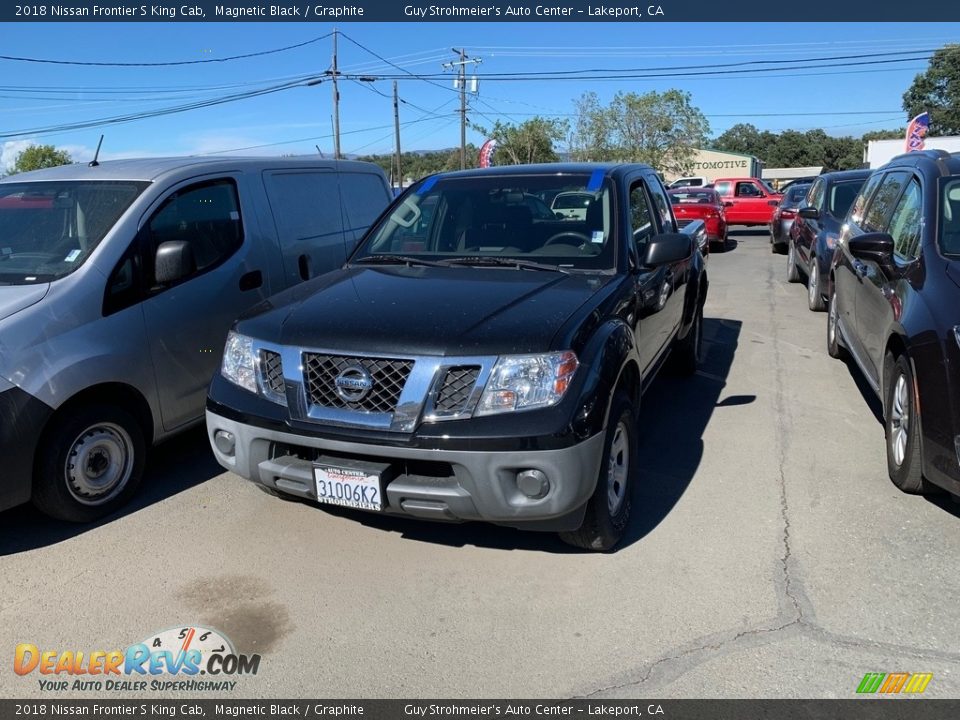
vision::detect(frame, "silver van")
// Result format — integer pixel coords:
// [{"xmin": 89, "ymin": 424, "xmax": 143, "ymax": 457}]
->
[{"xmin": 0, "ymin": 156, "xmax": 392, "ymax": 521}]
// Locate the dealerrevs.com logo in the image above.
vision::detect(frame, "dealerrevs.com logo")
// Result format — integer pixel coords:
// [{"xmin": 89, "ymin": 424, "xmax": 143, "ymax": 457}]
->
[{"xmin": 14, "ymin": 626, "xmax": 260, "ymax": 692}]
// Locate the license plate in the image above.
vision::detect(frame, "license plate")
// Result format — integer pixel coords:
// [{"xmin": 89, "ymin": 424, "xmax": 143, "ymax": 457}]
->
[{"xmin": 313, "ymin": 464, "xmax": 383, "ymax": 511}]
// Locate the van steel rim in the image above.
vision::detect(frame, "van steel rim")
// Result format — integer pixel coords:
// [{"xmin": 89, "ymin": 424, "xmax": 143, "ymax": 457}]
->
[{"xmin": 64, "ymin": 423, "xmax": 134, "ymax": 505}]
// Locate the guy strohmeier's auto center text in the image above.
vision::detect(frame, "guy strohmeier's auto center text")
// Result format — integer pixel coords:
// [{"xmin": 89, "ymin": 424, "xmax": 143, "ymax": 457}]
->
[{"xmin": 402, "ymin": 4, "xmax": 665, "ymax": 17}]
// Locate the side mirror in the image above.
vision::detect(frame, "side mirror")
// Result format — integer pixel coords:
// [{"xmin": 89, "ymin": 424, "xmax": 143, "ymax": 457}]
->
[
  {"xmin": 642, "ymin": 233, "xmax": 694, "ymax": 267},
  {"xmin": 798, "ymin": 206, "xmax": 820, "ymax": 220},
  {"xmin": 155, "ymin": 240, "xmax": 196, "ymax": 285},
  {"xmin": 849, "ymin": 232, "xmax": 895, "ymax": 274},
  {"xmin": 723, "ymin": 201, "xmax": 734, "ymax": 207}
]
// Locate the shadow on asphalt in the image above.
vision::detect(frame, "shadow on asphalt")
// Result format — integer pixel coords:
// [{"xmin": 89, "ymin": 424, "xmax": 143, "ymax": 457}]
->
[
  {"xmin": 0, "ymin": 427, "xmax": 221, "ymax": 556},
  {"xmin": 841, "ymin": 356, "xmax": 884, "ymax": 426},
  {"xmin": 315, "ymin": 318, "xmax": 744, "ymax": 554}
]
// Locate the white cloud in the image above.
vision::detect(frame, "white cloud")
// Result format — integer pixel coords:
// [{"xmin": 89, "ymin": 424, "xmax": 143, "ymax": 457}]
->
[{"xmin": 0, "ymin": 140, "xmax": 35, "ymax": 173}]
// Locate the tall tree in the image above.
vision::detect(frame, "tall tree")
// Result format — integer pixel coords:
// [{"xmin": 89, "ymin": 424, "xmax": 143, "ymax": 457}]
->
[
  {"xmin": 903, "ymin": 44, "xmax": 960, "ymax": 135},
  {"xmin": 570, "ymin": 90, "xmax": 710, "ymax": 173},
  {"xmin": 475, "ymin": 117, "xmax": 568, "ymax": 165},
  {"xmin": 12, "ymin": 144, "xmax": 72, "ymax": 174}
]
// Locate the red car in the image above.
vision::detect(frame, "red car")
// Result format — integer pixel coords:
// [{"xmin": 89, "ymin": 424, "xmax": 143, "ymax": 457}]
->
[
  {"xmin": 668, "ymin": 187, "xmax": 727, "ymax": 249},
  {"xmin": 713, "ymin": 177, "xmax": 782, "ymax": 226}
]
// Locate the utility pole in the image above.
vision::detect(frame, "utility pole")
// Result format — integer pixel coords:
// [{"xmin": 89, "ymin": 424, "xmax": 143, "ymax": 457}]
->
[
  {"xmin": 443, "ymin": 49, "xmax": 481, "ymax": 170},
  {"xmin": 331, "ymin": 28, "xmax": 341, "ymax": 160},
  {"xmin": 392, "ymin": 80, "xmax": 402, "ymax": 188}
]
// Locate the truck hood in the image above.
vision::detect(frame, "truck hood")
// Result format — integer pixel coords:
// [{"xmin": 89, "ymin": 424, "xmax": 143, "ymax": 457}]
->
[
  {"xmin": 0, "ymin": 283, "xmax": 49, "ymax": 323},
  {"xmin": 240, "ymin": 266, "xmax": 613, "ymax": 356}
]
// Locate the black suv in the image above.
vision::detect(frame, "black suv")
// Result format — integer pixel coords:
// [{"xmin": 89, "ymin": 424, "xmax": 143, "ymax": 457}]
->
[
  {"xmin": 206, "ymin": 164, "xmax": 708, "ymax": 551},
  {"xmin": 828, "ymin": 150, "xmax": 960, "ymax": 498}
]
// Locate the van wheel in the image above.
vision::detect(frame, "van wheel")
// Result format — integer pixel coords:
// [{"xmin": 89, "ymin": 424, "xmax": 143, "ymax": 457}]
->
[
  {"xmin": 885, "ymin": 354, "xmax": 927, "ymax": 494},
  {"xmin": 32, "ymin": 405, "xmax": 145, "ymax": 522},
  {"xmin": 559, "ymin": 392, "xmax": 636, "ymax": 552}
]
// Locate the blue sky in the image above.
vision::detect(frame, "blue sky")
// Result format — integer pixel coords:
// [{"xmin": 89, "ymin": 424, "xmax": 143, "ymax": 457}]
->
[{"xmin": 1, "ymin": 21, "xmax": 957, "ymax": 170}]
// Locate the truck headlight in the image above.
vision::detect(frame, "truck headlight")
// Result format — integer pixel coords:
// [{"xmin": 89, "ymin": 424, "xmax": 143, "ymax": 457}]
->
[
  {"xmin": 221, "ymin": 331, "xmax": 257, "ymax": 394},
  {"xmin": 475, "ymin": 351, "xmax": 578, "ymax": 416}
]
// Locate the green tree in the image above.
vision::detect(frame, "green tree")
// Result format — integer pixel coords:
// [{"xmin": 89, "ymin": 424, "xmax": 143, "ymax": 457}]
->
[
  {"xmin": 903, "ymin": 44, "xmax": 960, "ymax": 135},
  {"xmin": 12, "ymin": 144, "xmax": 72, "ymax": 174},
  {"xmin": 570, "ymin": 90, "xmax": 710, "ymax": 174},
  {"xmin": 474, "ymin": 117, "xmax": 568, "ymax": 165}
]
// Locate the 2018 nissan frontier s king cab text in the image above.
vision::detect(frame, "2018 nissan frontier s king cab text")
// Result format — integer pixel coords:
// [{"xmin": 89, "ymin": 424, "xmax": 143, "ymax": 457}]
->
[{"xmin": 205, "ymin": 164, "xmax": 708, "ymax": 551}]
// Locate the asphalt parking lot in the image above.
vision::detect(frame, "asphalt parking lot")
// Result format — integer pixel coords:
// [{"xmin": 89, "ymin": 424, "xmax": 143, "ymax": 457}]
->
[{"xmin": 2, "ymin": 226, "xmax": 960, "ymax": 699}]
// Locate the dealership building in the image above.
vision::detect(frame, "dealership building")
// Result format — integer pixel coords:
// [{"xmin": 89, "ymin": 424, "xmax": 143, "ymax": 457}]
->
[{"xmin": 664, "ymin": 148, "xmax": 763, "ymax": 183}]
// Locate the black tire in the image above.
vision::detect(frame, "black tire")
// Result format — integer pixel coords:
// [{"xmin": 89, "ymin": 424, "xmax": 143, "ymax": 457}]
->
[
  {"xmin": 827, "ymin": 283, "xmax": 846, "ymax": 359},
  {"xmin": 32, "ymin": 404, "xmax": 146, "ymax": 522},
  {"xmin": 884, "ymin": 354, "xmax": 927, "ymax": 494},
  {"xmin": 672, "ymin": 304, "xmax": 703, "ymax": 376},
  {"xmin": 786, "ymin": 241, "xmax": 801, "ymax": 282},
  {"xmin": 559, "ymin": 392, "xmax": 637, "ymax": 552},
  {"xmin": 771, "ymin": 240, "xmax": 785, "ymax": 254},
  {"xmin": 807, "ymin": 258, "xmax": 826, "ymax": 312}
]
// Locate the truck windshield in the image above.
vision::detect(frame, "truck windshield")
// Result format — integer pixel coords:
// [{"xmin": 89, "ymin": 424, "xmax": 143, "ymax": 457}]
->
[
  {"xmin": 941, "ymin": 178, "xmax": 960, "ymax": 257},
  {"xmin": 0, "ymin": 181, "xmax": 147, "ymax": 284},
  {"xmin": 354, "ymin": 173, "xmax": 616, "ymax": 271}
]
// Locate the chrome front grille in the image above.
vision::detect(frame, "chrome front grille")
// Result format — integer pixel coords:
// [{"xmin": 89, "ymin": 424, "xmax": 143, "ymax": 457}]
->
[
  {"xmin": 435, "ymin": 366, "xmax": 481, "ymax": 413},
  {"xmin": 303, "ymin": 354, "xmax": 414, "ymax": 413},
  {"xmin": 260, "ymin": 350, "xmax": 285, "ymax": 396}
]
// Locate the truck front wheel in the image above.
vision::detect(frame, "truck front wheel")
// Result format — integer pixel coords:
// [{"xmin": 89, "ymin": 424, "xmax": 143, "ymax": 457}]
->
[{"xmin": 559, "ymin": 391, "xmax": 637, "ymax": 552}]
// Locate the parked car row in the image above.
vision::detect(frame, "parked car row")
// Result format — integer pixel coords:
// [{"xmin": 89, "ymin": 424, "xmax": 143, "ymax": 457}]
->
[{"xmin": 779, "ymin": 150, "xmax": 960, "ymax": 501}]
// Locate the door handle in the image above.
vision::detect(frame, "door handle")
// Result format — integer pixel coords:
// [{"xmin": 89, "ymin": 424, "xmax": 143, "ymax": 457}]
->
[
  {"xmin": 298, "ymin": 253, "xmax": 312, "ymax": 281},
  {"xmin": 239, "ymin": 270, "xmax": 263, "ymax": 292}
]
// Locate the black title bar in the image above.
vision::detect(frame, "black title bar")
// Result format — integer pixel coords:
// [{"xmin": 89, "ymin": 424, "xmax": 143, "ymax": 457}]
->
[{"xmin": 3, "ymin": 0, "xmax": 960, "ymax": 22}]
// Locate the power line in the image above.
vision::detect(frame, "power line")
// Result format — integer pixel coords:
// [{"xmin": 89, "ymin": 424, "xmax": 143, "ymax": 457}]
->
[
  {"xmin": 0, "ymin": 77, "xmax": 322, "ymax": 139},
  {"xmin": 0, "ymin": 33, "xmax": 333, "ymax": 67}
]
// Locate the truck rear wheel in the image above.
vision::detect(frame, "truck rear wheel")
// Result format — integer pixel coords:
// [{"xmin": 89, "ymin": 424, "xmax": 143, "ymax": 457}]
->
[
  {"xmin": 559, "ymin": 392, "xmax": 637, "ymax": 552},
  {"xmin": 32, "ymin": 404, "xmax": 145, "ymax": 522}
]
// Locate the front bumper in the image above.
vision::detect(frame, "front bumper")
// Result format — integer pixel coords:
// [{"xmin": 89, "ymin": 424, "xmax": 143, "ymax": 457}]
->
[
  {"xmin": 0, "ymin": 381, "xmax": 53, "ymax": 512},
  {"xmin": 206, "ymin": 409, "xmax": 605, "ymax": 532}
]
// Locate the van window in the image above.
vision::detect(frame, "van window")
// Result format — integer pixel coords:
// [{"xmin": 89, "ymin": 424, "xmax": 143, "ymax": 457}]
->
[
  {"xmin": 0, "ymin": 181, "xmax": 146, "ymax": 284},
  {"xmin": 145, "ymin": 179, "xmax": 243, "ymax": 286},
  {"xmin": 888, "ymin": 179, "xmax": 923, "ymax": 261},
  {"xmin": 339, "ymin": 172, "xmax": 390, "ymax": 231},
  {"xmin": 862, "ymin": 172, "xmax": 911, "ymax": 233},
  {"xmin": 263, "ymin": 171, "xmax": 344, "ymax": 247}
]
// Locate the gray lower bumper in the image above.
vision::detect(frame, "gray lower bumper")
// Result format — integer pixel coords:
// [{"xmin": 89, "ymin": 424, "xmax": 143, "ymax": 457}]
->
[{"xmin": 205, "ymin": 410, "xmax": 605, "ymax": 531}]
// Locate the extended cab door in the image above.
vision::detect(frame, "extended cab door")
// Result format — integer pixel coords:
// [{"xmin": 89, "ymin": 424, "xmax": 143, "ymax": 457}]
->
[
  {"xmin": 733, "ymin": 179, "xmax": 774, "ymax": 224},
  {"xmin": 139, "ymin": 176, "xmax": 272, "ymax": 431},
  {"xmin": 628, "ymin": 175, "xmax": 686, "ymax": 375}
]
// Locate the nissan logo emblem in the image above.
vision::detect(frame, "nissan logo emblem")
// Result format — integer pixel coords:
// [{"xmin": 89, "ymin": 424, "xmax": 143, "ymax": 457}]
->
[{"xmin": 334, "ymin": 365, "xmax": 374, "ymax": 402}]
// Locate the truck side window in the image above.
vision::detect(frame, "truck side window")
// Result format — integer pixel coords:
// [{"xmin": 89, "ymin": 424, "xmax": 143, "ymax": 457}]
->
[
  {"xmin": 645, "ymin": 176, "xmax": 675, "ymax": 232},
  {"xmin": 736, "ymin": 182, "xmax": 762, "ymax": 198},
  {"xmin": 629, "ymin": 181, "xmax": 655, "ymax": 252},
  {"xmin": 145, "ymin": 179, "xmax": 243, "ymax": 288},
  {"xmin": 339, "ymin": 173, "xmax": 391, "ymax": 232}
]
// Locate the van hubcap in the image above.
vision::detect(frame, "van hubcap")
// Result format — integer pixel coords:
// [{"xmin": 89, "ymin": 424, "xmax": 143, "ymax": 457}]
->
[
  {"xmin": 606, "ymin": 422, "xmax": 629, "ymax": 515},
  {"xmin": 65, "ymin": 423, "xmax": 134, "ymax": 505},
  {"xmin": 890, "ymin": 374, "xmax": 909, "ymax": 467}
]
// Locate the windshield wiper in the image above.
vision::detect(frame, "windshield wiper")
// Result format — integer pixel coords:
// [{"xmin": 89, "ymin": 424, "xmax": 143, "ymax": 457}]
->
[
  {"xmin": 353, "ymin": 254, "xmax": 450, "ymax": 268},
  {"xmin": 438, "ymin": 256, "xmax": 568, "ymax": 273}
]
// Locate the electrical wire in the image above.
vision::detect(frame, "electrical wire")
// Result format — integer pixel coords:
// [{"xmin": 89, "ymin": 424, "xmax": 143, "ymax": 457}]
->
[{"xmin": 0, "ymin": 33, "xmax": 333, "ymax": 67}]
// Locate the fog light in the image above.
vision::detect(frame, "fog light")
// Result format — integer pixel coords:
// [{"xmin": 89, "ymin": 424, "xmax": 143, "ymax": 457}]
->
[
  {"xmin": 214, "ymin": 430, "xmax": 236, "ymax": 456},
  {"xmin": 516, "ymin": 469, "xmax": 550, "ymax": 499}
]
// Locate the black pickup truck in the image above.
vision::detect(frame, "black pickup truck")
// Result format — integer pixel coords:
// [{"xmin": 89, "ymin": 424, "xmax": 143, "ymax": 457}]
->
[{"xmin": 206, "ymin": 164, "xmax": 708, "ymax": 551}]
